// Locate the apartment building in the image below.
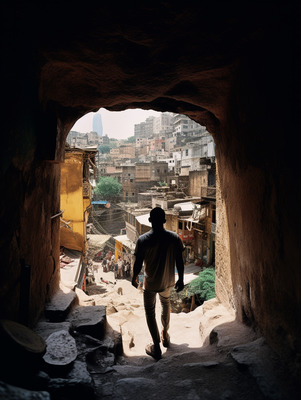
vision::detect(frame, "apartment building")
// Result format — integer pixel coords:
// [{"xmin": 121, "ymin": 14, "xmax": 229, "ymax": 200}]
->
[
  {"xmin": 135, "ymin": 161, "xmax": 169, "ymax": 182},
  {"xmin": 153, "ymin": 112, "xmax": 174, "ymax": 134},
  {"xmin": 173, "ymin": 114, "xmax": 207, "ymax": 137},
  {"xmin": 134, "ymin": 116, "xmax": 155, "ymax": 138},
  {"xmin": 120, "ymin": 164, "xmax": 136, "ymax": 202}
]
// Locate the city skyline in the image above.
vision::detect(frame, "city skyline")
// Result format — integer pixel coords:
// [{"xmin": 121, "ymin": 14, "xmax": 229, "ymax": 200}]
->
[{"xmin": 71, "ymin": 107, "xmax": 161, "ymax": 140}]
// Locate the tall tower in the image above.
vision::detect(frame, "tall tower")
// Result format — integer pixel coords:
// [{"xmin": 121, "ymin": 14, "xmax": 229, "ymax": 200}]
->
[{"xmin": 92, "ymin": 113, "xmax": 103, "ymax": 136}]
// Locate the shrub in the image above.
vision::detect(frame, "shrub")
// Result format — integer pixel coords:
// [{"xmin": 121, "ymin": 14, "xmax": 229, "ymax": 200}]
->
[{"xmin": 186, "ymin": 267, "xmax": 215, "ymax": 302}]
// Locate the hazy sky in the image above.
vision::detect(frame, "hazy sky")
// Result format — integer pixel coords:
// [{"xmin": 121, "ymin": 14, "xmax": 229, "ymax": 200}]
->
[{"xmin": 71, "ymin": 107, "xmax": 161, "ymax": 140}]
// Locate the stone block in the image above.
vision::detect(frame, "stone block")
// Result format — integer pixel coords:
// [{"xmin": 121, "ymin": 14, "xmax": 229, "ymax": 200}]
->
[
  {"xmin": 44, "ymin": 285, "xmax": 77, "ymax": 322},
  {"xmin": 68, "ymin": 305, "xmax": 106, "ymax": 340},
  {"xmin": 0, "ymin": 381, "xmax": 50, "ymax": 400},
  {"xmin": 43, "ymin": 330, "xmax": 77, "ymax": 371}
]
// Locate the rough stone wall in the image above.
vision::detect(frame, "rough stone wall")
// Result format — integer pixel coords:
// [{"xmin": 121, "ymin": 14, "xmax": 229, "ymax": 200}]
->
[
  {"xmin": 215, "ymin": 163, "xmax": 234, "ymax": 311},
  {"xmin": 214, "ymin": 32, "xmax": 301, "ymax": 371},
  {"xmin": 0, "ymin": 158, "xmax": 61, "ymax": 327},
  {"xmin": 1, "ymin": 6, "xmax": 63, "ymax": 325}
]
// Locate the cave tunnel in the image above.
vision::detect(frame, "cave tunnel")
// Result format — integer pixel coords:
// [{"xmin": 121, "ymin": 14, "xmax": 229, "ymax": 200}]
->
[{"xmin": 1, "ymin": 1, "xmax": 300, "ymax": 382}]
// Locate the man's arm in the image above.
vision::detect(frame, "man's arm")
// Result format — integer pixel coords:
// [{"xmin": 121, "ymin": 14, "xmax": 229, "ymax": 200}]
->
[
  {"xmin": 174, "ymin": 239, "xmax": 185, "ymax": 292},
  {"xmin": 131, "ymin": 241, "xmax": 144, "ymax": 288}
]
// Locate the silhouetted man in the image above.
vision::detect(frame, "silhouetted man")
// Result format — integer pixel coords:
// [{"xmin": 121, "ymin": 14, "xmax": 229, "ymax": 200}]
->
[{"xmin": 132, "ymin": 207, "xmax": 184, "ymax": 360}]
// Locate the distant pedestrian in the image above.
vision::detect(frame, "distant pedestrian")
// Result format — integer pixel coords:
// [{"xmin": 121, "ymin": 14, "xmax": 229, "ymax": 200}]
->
[
  {"xmin": 124, "ymin": 262, "xmax": 129, "ymax": 277},
  {"xmin": 117, "ymin": 257, "xmax": 123, "ymax": 279},
  {"xmin": 114, "ymin": 262, "xmax": 118, "ymax": 279},
  {"xmin": 102, "ymin": 258, "xmax": 107, "ymax": 272}
]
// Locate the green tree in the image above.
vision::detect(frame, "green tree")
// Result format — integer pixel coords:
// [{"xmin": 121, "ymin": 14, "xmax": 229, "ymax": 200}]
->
[
  {"xmin": 126, "ymin": 136, "xmax": 136, "ymax": 143},
  {"xmin": 94, "ymin": 177, "xmax": 122, "ymax": 200},
  {"xmin": 98, "ymin": 144, "xmax": 111, "ymax": 154},
  {"xmin": 186, "ymin": 267, "xmax": 215, "ymax": 302},
  {"xmin": 109, "ymin": 138, "xmax": 118, "ymax": 148}
]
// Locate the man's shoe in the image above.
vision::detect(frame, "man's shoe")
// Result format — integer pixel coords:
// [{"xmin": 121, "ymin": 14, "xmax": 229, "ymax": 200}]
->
[{"xmin": 145, "ymin": 343, "xmax": 162, "ymax": 361}]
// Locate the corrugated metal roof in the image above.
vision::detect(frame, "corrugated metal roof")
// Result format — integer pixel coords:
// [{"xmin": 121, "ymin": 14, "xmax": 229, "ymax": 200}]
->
[
  {"xmin": 114, "ymin": 235, "xmax": 136, "ymax": 251},
  {"xmin": 135, "ymin": 213, "xmax": 152, "ymax": 227},
  {"xmin": 174, "ymin": 201, "xmax": 195, "ymax": 211}
]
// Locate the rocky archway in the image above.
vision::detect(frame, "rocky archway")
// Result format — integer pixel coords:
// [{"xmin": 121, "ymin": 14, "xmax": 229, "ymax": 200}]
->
[{"xmin": 1, "ymin": 2, "xmax": 300, "ymax": 377}]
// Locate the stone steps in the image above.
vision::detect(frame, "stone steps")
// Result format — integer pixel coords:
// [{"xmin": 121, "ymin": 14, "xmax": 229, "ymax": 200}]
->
[
  {"xmin": 35, "ymin": 284, "xmax": 122, "ymax": 398},
  {"xmin": 1, "ymin": 283, "xmax": 299, "ymax": 400},
  {"xmin": 44, "ymin": 283, "xmax": 77, "ymax": 323},
  {"xmin": 0, "ymin": 283, "xmax": 122, "ymax": 399},
  {"xmin": 90, "ymin": 335, "xmax": 300, "ymax": 400}
]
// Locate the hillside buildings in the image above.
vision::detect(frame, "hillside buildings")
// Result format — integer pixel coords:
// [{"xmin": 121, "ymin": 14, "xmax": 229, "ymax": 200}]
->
[
  {"xmin": 66, "ymin": 130, "xmax": 109, "ymax": 147},
  {"xmin": 67, "ymin": 112, "xmax": 216, "ymax": 267}
]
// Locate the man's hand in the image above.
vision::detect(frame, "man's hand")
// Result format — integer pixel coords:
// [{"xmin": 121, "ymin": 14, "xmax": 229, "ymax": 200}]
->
[
  {"xmin": 175, "ymin": 279, "xmax": 184, "ymax": 292},
  {"xmin": 132, "ymin": 276, "xmax": 138, "ymax": 288}
]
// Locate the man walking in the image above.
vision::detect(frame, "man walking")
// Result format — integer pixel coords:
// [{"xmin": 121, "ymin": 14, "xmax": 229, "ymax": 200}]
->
[{"xmin": 132, "ymin": 207, "xmax": 184, "ymax": 360}]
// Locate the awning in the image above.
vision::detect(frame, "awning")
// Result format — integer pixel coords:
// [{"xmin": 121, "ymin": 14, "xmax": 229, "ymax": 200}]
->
[
  {"xmin": 175, "ymin": 263, "xmax": 203, "ymax": 285},
  {"xmin": 179, "ymin": 216, "xmax": 199, "ymax": 224},
  {"xmin": 87, "ymin": 234, "xmax": 111, "ymax": 255},
  {"xmin": 174, "ymin": 201, "xmax": 196, "ymax": 212},
  {"xmin": 135, "ymin": 213, "xmax": 152, "ymax": 227},
  {"xmin": 114, "ymin": 234, "xmax": 136, "ymax": 251},
  {"xmin": 60, "ymin": 248, "xmax": 83, "ymax": 289}
]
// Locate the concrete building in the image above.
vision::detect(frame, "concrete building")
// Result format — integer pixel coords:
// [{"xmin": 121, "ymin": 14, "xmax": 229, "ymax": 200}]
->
[
  {"xmin": 149, "ymin": 136, "xmax": 165, "ymax": 153},
  {"xmin": 92, "ymin": 113, "xmax": 103, "ymax": 136},
  {"xmin": 153, "ymin": 112, "xmax": 174, "ymax": 134},
  {"xmin": 98, "ymin": 135, "xmax": 110, "ymax": 145},
  {"xmin": 134, "ymin": 116, "xmax": 155, "ymax": 138},
  {"xmin": 66, "ymin": 130, "xmax": 102, "ymax": 147},
  {"xmin": 60, "ymin": 147, "xmax": 97, "ymax": 289},
  {"xmin": 189, "ymin": 158, "xmax": 216, "ymax": 197},
  {"xmin": 173, "ymin": 114, "xmax": 207, "ymax": 137},
  {"xmin": 180, "ymin": 134, "xmax": 215, "ymax": 174},
  {"xmin": 135, "ymin": 161, "xmax": 168, "ymax": 183},
  {"xmin": 119, "ymin": 143, "xmax": 136, "ymax": 160},
  {"xmin": 120, "ymin": 164, "xmax": 136, "ymax": 202}
]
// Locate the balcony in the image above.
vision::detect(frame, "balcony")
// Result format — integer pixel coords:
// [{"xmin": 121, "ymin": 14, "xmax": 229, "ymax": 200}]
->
[{"xmin": 83, "ymin": 180, "xmax": 91, "ymax": 198}]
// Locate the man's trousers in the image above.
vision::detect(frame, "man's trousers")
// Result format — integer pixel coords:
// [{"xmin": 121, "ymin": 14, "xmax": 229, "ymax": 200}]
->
[{"xmin": 143, "ymin": 288, "xmax": 171, "ymax": 345}]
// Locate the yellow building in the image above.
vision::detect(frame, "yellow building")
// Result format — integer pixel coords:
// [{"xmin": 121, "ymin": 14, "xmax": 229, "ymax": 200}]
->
[{"xmin": 60, "ymin": 147, "xmax": 97, "ymax": 256}]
